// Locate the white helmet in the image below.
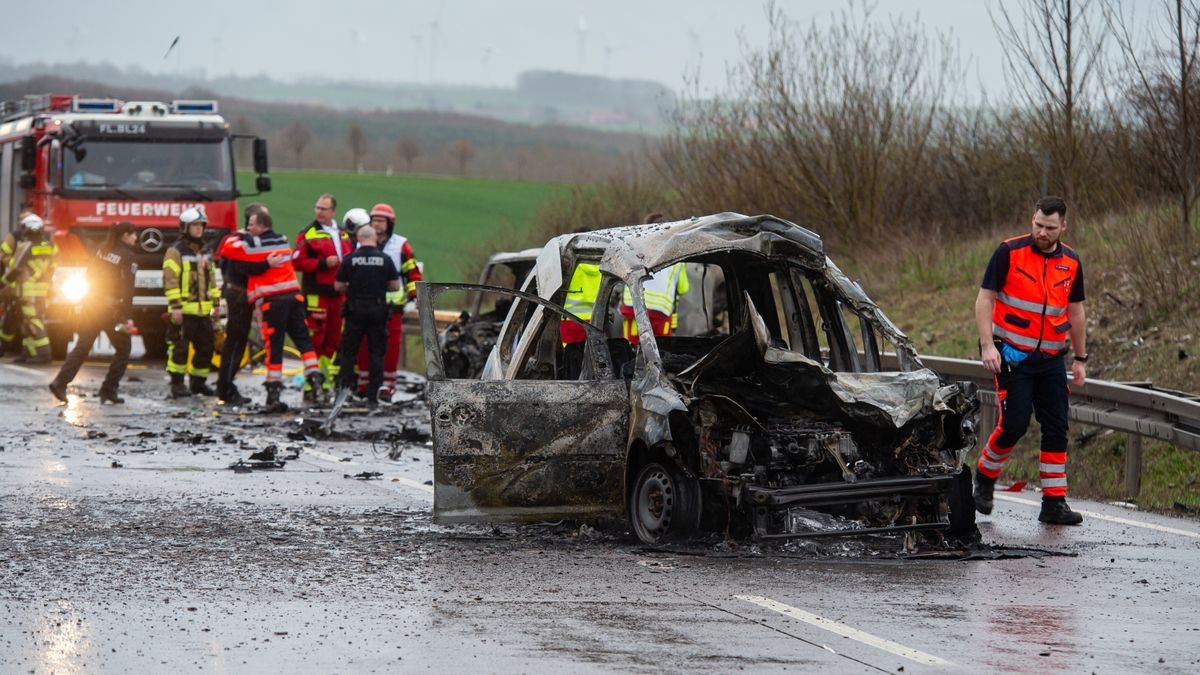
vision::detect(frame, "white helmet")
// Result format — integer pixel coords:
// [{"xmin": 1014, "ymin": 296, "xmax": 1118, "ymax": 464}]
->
[
  {"xmin": 20, "ymin": 214, "xmax": 45, "ymax": 232},
  {"xmin": 342, "ymin": 207, "xmax": 370, "ymax": 231},
  {"xmin": 179, "ymin": 207, "xmax": 207, "ymax": 227}
]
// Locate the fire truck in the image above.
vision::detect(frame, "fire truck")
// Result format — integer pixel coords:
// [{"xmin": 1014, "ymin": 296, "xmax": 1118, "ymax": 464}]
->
[{"xmin": 0, "ymin": 93, "xmax": 271, "ymax": 358}]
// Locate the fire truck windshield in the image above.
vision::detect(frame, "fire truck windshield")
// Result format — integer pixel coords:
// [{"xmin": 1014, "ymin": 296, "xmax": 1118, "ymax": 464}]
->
[{"xmin": 62, "ymin": 139, "xmax": 234, "ymax": 195}]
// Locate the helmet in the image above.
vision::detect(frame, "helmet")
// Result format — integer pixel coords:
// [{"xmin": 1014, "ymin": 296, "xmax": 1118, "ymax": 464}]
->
[
  {"xmin": 370, "ymin": 203, "xmax": 395, "ymax": 222},
  {"xmin": 343, "ymin": 207, "xmax": 371, "ymax": 231},
  {"xmin": 179, "ymin": 207, "xmax": 207, "ymax": 228},
  {"xmin": 20, "ymin": 214, "xmax": 45, "ymax": 232}
]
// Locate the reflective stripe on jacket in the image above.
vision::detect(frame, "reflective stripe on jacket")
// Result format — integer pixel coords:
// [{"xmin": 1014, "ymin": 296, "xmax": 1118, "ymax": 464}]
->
[
  {"xmin": 220, "ymin": 230, "xmax": 301, "ymax": 302},
  {"xmin": 991, "ymin": 234, "xmax": 1080, "ymax": 355},
  {"xmin": 163, "ymin": 240, "xmax": 220, "ymax": 315}
]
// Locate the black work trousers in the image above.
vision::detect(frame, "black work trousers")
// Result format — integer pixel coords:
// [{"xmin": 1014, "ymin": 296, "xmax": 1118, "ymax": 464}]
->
[
  {"xmin": 167, "ymin": 314, "xmax": 215, "ymax": 377},
  {"xmin": 992, "ymin": 350, "xmax": 1070, "ymax": 453},
  {"xmin": 337, "ymin": 299, "xmax": 389, "ymax": 398},
  {"xmin": 217, "ymin": 288, "xmax": 253, "ymax": 393},
  {"xmin": 52, "ymin": 308, "xmax": 131, "ymax": 393}
]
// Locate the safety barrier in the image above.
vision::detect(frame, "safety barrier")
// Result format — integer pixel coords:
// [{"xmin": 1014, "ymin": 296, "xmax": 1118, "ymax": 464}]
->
[{"xmin": 913, "ymin": 354, "xmax": 1200, "ymax": 497}]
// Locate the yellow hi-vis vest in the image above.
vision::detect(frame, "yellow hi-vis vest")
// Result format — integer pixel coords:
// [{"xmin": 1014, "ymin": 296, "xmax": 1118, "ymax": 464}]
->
[
  {"xmin": 623, "ymin": 262, "xmax": 689, "ymax": 317},
  {"xmin": 564, "ymin": 263, "xmax": 601, "ymax": 321}
]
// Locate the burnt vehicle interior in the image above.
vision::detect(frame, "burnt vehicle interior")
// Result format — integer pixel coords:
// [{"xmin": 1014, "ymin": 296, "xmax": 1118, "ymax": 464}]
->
[
  {"xmin": 421, "ymin": 222, "xmax": 979, "ymax": 547},
  {"xmin": 441, "ymin": 255, "xmax": 539, "ymax": 379}
]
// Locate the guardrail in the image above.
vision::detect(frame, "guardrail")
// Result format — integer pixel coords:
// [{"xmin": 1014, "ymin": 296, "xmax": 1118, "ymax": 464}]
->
[{"xmin": 913, "ymin": 354, "xmax": 1200, "ymax": 497}]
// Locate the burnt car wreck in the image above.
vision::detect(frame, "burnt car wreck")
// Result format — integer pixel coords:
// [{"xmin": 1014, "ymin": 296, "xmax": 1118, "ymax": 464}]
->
[{"xmin": 419, "ymin": 214, "xmax": 980, "ymax": 545}]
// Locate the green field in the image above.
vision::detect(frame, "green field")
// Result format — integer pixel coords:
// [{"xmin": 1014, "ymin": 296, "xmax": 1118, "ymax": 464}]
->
[{"xmin": 234, "ymin": 170, "xmax": 562, "ymax": 283}]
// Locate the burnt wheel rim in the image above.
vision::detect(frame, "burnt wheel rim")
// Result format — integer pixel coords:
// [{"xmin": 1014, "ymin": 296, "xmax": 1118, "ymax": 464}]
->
[{"xmin": 633, "ymin": 466, "xmax": 675, "ymax": 540}]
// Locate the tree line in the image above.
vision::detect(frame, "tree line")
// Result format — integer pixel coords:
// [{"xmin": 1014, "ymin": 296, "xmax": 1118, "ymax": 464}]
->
[{"xmin": 515, "ymin": 0, "xmax": 1200, "ymax": 252}]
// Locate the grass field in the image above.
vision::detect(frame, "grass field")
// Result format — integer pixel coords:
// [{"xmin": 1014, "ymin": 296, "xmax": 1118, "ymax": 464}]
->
[{"xmin": 235, "ymin": 170, "xmax": 563, "ymax": 283}]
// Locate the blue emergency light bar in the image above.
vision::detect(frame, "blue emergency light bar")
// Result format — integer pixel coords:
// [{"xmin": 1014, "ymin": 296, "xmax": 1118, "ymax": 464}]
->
[
  {"xmin": 72, "ymin": 97, "xmax": 121, "ymax": 113},
  {"xmin": 171, "ymin": 100, "xmax": 219, "ymax": 114}
]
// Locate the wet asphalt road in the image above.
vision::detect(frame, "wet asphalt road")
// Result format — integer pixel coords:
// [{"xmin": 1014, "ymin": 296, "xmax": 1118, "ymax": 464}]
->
[{"xmin": 2, "ymin": 355, "xmax": 1199, "ymax": 674}]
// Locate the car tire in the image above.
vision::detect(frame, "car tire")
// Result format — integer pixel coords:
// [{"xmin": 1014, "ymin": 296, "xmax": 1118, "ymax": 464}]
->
[
  {"xmin": 628, "ymin": 461, "xmax": 700, "ymax": 545},
  {"xmin": 948, "ymin": 465, "xmax": 979, "ymax": 542}
]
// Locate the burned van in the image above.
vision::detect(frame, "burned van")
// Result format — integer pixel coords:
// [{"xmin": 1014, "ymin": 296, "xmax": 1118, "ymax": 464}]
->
[{"xmin": 418, "ymin": 214, "xmax": 979, "ymax": 544}]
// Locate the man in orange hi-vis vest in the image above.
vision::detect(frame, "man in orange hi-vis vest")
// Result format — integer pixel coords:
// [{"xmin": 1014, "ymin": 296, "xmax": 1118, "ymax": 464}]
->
[{"xmin": 974, "ymin": 196, "xmax": 1088, "ymax": 526}]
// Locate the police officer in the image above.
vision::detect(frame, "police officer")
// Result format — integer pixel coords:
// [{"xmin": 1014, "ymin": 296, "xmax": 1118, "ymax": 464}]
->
[
  {"xmin": 334, "ymin": 224, "xmax": 400, "ymax": 406},
  {"xmin": 49, "ymin": 221, "xmax": 138, "ymax": 404},
  {"xmin": 163, "ymin": 207, "xmax": 220, "ymax": 398}
]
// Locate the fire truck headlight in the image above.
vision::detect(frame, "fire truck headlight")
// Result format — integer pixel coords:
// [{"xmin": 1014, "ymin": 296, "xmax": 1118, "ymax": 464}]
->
[{"xmin": 61, "ymin": 273, "xmax": 89, "ymax": 304}]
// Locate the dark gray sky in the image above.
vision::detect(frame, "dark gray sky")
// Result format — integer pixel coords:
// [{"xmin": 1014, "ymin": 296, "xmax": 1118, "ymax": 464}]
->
[{"xmin": 0, "ymin": 1, "xmax": 1145, "ymax": 95}]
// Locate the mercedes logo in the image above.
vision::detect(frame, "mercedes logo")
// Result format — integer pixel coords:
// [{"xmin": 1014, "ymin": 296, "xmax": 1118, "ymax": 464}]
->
[{"xmin": 139, "ymin": 228, "xmax": 164, "ymax": 253}]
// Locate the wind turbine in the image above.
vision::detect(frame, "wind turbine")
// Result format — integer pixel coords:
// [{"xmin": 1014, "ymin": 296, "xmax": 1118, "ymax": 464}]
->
[{"xmin": 577, "ymin": 14, "xmax": 588, "ymax": 73}]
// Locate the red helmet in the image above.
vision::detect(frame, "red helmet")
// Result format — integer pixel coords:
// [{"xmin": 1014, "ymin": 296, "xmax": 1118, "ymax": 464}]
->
[{"xmin": 370, "ymin": 203, "xmax": 396, "ymax": 222}]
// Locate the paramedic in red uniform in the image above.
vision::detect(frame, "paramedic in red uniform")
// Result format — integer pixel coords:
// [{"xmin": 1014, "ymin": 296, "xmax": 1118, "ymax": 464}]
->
[
  {"xmin": 293, "ymin": 193, "xmax": 353, "ymax": 402},
  {"xmin": 973, "ymin": 196, "xmax": 1087, "ymax": 526}
]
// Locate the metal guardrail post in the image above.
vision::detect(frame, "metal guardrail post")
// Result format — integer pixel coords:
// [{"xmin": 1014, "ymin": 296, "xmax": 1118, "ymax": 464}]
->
[{"xmin": 1125, "ymin": 434, "xmax": 1143, "ymax": 499}]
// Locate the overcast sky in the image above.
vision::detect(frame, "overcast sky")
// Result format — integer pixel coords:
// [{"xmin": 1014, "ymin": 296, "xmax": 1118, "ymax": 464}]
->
[{"xmin": 0, "ymin": 1, "xmax": 1149, "ymax": 96}]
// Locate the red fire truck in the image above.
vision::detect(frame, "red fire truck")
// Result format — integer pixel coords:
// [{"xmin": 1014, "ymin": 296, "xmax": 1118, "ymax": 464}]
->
[{"xmin": 0, "ymin": 93, "xmax": 270, "ymax": 357}]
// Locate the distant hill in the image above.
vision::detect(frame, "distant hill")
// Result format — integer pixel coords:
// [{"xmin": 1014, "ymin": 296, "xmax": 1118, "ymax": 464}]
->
[
  {"xmin": 0, "ymin": 76, "xmax": 657, "ymax": 183},
  {"xmin": 0, "ymin": 60, "xmax": 675, "ymax": 132}
]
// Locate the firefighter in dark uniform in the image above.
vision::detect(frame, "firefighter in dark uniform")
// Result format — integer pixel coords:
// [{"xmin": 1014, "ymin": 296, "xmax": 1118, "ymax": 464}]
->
[
  {"xmin": 214, "ymin": 203, "xmax": 270, "ymax": 406},
  {"xmin": 163, "ymin": 207, "xmax": 220, "ymax": 398},
  {"xmin": 48, "ymin": 221, "xmax": 139, "ymax": 404},
  {"xmin": 334, "ymin": 224, "xmax": 400, "ymax": 406}
]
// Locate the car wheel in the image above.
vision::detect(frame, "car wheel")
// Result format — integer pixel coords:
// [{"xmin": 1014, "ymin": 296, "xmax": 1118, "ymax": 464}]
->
[
  {"xmin": 948, "ymin": 466, "xmax": 979, "ymax": 542},
  {"xmin": 628, "ymin": 462, "xmax": 700, "ymax": 544}
]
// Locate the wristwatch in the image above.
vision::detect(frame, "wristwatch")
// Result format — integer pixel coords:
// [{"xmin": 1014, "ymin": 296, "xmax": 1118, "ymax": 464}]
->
[{"xmin": 1073, "ymin": 353, "xmax": 1089, "ymax": 363}]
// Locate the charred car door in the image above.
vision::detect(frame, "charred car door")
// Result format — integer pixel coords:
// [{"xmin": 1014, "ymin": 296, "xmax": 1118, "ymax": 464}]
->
[{"xmin": 419, "ymin": 282, "xmax": 629, "ymax": 523}]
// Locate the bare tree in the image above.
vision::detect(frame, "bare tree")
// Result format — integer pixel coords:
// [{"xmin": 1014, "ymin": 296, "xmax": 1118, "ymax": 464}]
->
[
  {"xmin": 448, "ymin": 139, "xmax": 477, "ymax": 176},
  {"xmin": 347, "ymin": 123, "xmax": 368, "ymax": 172},
  {"xmin": 282, "ymin": 121, "xmax": 312, "ymax": 169},
  {"xmin": 396, "ymin": 136, "xmax": 421, "ymax": 172},
  {"xmin": 1106, "ymin": 0, "xmax": 1200, "ymax": 243},
  {"xmin": 991, "ymin": 0, "xmax": 1107, "ymax": 220},
  {"xmin": 655, "ymin": 2, "xmax": 960, "ymax": 238}
]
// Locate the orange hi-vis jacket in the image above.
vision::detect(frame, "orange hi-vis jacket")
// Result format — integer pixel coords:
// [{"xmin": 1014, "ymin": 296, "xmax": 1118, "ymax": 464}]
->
[
  {"xmin": 991, "ymin": 234, "xmax": 1082, "ymax": 355},
  {"xmin": 218, "ymin": 229, "xmax": 301, "ymax": 303}
]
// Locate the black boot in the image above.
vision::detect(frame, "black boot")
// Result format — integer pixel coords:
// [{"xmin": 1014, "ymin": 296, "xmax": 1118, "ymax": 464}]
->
[
  {"xmin": 305, "ymin": 372, "xmax": 326, "ymax": 405},
  {"xmin": 190, "ymin": 375, "xmax": 215, "ymax": 396},
  {"xmin": 169, "ymin": 372, "xmax": 191, "ymax": 399},
  {"xmin": 1039, "ymin": 497, "xmax": 1083, "ymax": 525},
  {"xmin": 98, "ymin": 388, "xmax": 125, "ymax": 404},
  {"xmin": 48, "ymin": 380, "xmax": 68, "ymax": 402},
  {"xmin": 223, "ymin": 384, "xmax": 252, "ymax": 407},
  {"xmin": 973, "ymin": 471, "xmax": 995, "ymax": 515},
  {"xmin": 263, "ymin": 381, "xmax": 288, "ymax": 414}
]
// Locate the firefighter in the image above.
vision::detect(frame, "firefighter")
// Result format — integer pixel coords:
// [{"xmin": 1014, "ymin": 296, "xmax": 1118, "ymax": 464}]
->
[
  {"xmin": 163, "ymin": 207, "xmax": 221, "ymax": 398},
  {"xmin": 974, "ymin": 195, "xmax": 1087, "ymax": 526},
  {"xmin": 0, "ymin": 209, "xmax": 33, "ymax": 357},
  {"xmin": 221, "ymin": 211, "xmax": 323, "ymax": 413},
  {"xmin": 354, "ymin": 203, "xmax": 422, "ymax": 402},
  {"xmin": 1, "ymin": 214, "xmax": 57, "ymax": 364},
  {"xmin": 49, "ymin": 221, "xmax": 139, "ymax": 404},
  {"xmin": 214, "ymin": 203, "xmax": 270, "ymax": 406},
  {"xmin": 293, "ymin": 193, "xmax": 353, "ymax": 403},
  {"xmin": 619, "ymin": 262, "xmax": 689, "ymax": 344},
  {"xmin": 336, "ymin": 224, "xmax": 401, "ymax": 406}
]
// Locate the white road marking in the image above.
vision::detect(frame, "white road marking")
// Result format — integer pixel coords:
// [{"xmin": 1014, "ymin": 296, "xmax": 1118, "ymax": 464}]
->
[
  {"xmin": 735, "ymin": 595, "xmax": 955, "ymax": 667},
  {"xmin": 303, "ymin": 448, "xmax": 434, "ymax": 498},
  {"xmin": 1, "ymin": 363, "xmax": 45, "ymax": 377},
  {"xmin": 995, "ymin": 494, "xmax": 1200, "ymax": 539}
]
